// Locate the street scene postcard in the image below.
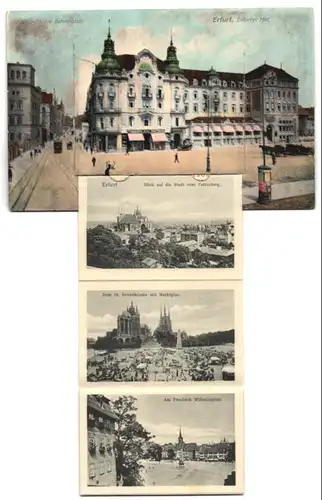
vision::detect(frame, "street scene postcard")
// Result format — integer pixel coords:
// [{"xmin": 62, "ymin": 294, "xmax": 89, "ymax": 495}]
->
[
  {"xmin": 79, "ymin": 281, "xmax": 243, "ymax": 386},
  {"xmin": 79, "ymin": 388, "xmax": 244, "ymax": 495},
  {"xmin": 78, "ymin": 175, "xmax": 243, "ymax": 281},
  {"xmin": 7, "ymin": 8, "xmax": 315, "ymax": 212}
]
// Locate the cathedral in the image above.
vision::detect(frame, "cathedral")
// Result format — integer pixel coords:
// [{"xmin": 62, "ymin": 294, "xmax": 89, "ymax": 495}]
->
[
  {"xmin": 117, "ymin": 301, "xmax": 141, "ymax": 341},
  {"xmin": 156, "ymin": 306, "xmax": 173, "ymax": 335},
  {"xmin": 115, "ymin": 206, "xmax": 153, "ymax": 233}
]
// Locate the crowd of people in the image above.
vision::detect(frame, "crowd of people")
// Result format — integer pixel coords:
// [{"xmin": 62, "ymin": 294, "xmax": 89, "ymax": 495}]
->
[{"xmin": 87, "ymin": 344, "xmax": 235, "ymax": 382}]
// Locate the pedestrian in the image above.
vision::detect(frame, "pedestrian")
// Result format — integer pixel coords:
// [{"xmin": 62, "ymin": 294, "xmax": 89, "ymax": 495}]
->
[
  {"xmin": 92, "ymin": 156, "xmax": 96, "ymax": 168},
  {"xmin": 272, "ymin": 151, "xmax": 276, "ymax": 166},
  {"xmin": 34, "ymin": 148, "xmax": 37, "ymax": 156},
  {"xmin": 30, "ymin": 151, "xmax": 33, "ymax": 159},
  {"xmin": 90, "ymin": 146, "xmax": 93, "ymax": 155},
  {"xmin": 105, "ymin": 161, "xmax": 111, "ymax": 176},
  {"xmin": 126, "ymin": 144, "xmax": 130, "ymax": 155},
  {"xmin": 8, "ymin": 164, "xmax": 13, "ymax": 183},
  {"xmin": 174, "ymin": 151, "xmax": 180, "ymax": 163},
  {"xmin": 85, "ymin": 145, "xmax": 88, "ymax": 152}
]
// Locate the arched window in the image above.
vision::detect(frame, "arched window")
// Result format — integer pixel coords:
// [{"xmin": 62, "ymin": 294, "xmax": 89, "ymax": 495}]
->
[
  {"xmin": 202, "ymin": 79, "xmax": 207, "ymax": 86},
  {"xmin": 175, "ymin": 117, "xmax": 179, "ymax": 127},
  {"xmin": 232, "ymin": 92, "xmax": 236, "ymax": 99},
  {"xmin": 193, "ymin": 79, "xmax": 198, "ymax": 86},
  {"xmin": 193, "ymin": 91, "xmax": 198, "ymax": 99},
  {"xmin": 158, "ymin": 116, "xmax": 162, "ymax": 126},
  {"xmin": 129, "ymin": 116, "xmax": 134, "ymax": 127},
  {"xmin": 223, "ymin": 80, "xmax": 227, "ymax": 87},
  {"xmin": 231, "ymin": 81, "xmax": 236, "ymax": 88},
  {"xmin": 223, "ymin": 92, "xmax": 228, "ymax": 100}
]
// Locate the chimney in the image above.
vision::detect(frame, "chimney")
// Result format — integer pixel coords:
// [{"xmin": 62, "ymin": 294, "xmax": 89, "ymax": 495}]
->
[{"xmin": 280, "ymin": 62, "xmax": 283, "ymax": 69}]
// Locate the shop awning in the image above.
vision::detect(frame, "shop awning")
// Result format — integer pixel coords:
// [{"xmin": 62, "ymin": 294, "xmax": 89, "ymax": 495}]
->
[
  {"xmin": 244, "ymin": 125, "xmax": 253, "ymax": 133},
  {"xmin": 213, "ymin": 126, "xmax": 222, "ymax": 133},
  {"xmin": 128, "ymin": 133, "xmax": 144, "ymax": 141},
  {"xmin": 234, "ymin": 125, "xmax": 244, "ymax": 133},
  {"xmin": 151, "ymin": 133, "xmax": 167, "ymax": 142},
  {"xmin": 252, "ymin": 125, "xmax": 261, "ymax": 132},
  {"xmin": 222, "ymin": 125, "xmax": 235, "ymax": 134},
  {"xmin": 192, "ymin": 126, "xmax": 203, "ymax": 133}
]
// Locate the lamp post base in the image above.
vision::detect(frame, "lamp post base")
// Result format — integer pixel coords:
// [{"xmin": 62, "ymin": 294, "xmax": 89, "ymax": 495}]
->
[{"xmin": 206, "ymin": 153, "xmax": 211, "ymax": 173}]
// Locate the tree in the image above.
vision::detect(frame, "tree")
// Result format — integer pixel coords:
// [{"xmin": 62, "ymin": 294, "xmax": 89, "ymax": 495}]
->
[
  {"xmin": 155, "ymin": 230, "xmax": 165, "ymax": 240},
  {"xmin": 148, "ymin": 443, "xmax": 163, "ymax": 462},
  {"xmin": 167, "ymin": 448, "xmax": 176, "ymax": 460},
  {"xmin": 111, "ymin": 396, "xmax": 154, "ymax": 486}
]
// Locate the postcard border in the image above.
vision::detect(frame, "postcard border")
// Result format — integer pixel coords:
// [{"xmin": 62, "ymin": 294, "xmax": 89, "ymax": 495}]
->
[
  {"xmin": 79, "ymin": 280, "xmax": 243, "ymax": 388},
  {"xmin": 78, "ymin": 175, "xmax": 243, "ymax": 281},
  {"xmin": 79, "ymin": 386, "xmax": 244, "ymax": 496}
]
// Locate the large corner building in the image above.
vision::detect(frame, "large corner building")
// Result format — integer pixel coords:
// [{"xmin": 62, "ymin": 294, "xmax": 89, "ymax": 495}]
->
[{"xmin": 84, "ymin": 26, "xmax": 300, "ymax": 152}]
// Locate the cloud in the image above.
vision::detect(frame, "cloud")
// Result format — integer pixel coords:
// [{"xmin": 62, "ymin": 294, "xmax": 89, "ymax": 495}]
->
[
  {"xmin": 8, "ymin": 18, "xmax": 53, "ymax": 55},
  {"xmin": 87, "ymin": 313, "xmax": 116, "ymax": 333}
]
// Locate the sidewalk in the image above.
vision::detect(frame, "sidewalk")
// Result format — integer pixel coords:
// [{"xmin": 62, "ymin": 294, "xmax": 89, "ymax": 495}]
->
[
  {"xmin": 9, "ymin": 144, "xmax": 52, "ymax": 192},
  {"xmin": 243, "ymin": 179, "xmax": 315, "ymax": 205}
]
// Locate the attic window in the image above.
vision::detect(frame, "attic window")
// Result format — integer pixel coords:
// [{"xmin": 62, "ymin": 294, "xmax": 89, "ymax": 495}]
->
[
  {"xmin": 193, "ymin": 79, "xmax": 198, "ymax": 86},
  {"xmin": 223, "ymin": 80, "xmax": 227, "ymax": 87},
  {"xmin": 231, "ymin": 81, "xmax": 236, "ymax": 87},
  {"xmin": 129, "ymin": 74, "xmax": 133, "ymax": 78},
  {"xmin": 175, "ymin": 75, "xmax": 178, "ymax": 80},
  {"xmin": 158, "ymin": 76, "xmax": 162, "ymax": 80},
  {"xmin": 145, "ymin": 73, "xmax": 149, "ymax": 78}
]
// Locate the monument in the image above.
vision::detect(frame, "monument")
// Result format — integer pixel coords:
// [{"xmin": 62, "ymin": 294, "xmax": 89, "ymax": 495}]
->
[{"xmin": 176, "ymin": 330, "xmax": 183, "ymax": 350}]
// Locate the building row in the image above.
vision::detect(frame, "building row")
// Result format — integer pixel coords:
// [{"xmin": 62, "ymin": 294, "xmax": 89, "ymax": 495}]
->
[
  {"xmin": 162, "ymin": 428, "xmax": 235, "ymax": 462},
  {"xmin": 82, "ymin": 25, "xmax": 313, "ymax": 153},
  {"xmin": 7, "ymin": 62, "xmax": 65, "ymax": 159}
]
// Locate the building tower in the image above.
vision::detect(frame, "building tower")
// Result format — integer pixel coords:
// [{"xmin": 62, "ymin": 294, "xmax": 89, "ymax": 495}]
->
[
  {"xmin": 177, "ymin": 427, "xmax": 184, "ymax": 463},
  {"xmin": 176, "ymin": 329, "xmax": 182, "ymax": 350}
]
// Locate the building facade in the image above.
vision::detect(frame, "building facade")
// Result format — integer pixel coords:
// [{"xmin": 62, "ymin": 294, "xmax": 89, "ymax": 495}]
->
[
  {"xmin": 115, "ymin": 207, "xmax": 153, "ymax": 233},
  {"xmin": 84, "ymin": 28, "xmax": 301, "ymax": 152},
  {"xmin": 298, "ymin": 106, "xmax": 314, "ymax": 137},
  {"xmin": 41, "ymin": 91, "xmax": 53, "ymax": 143},
  {"xmin": 8, "ymin": 63, "xmax": 41, "ymax": 150},
  {"xmin": 117, "ymin": 302, "xmax": 141, "ymax": 341},
  {"xmin": 87, "ymin": 395, "xmax": 118, "ymax": 487}
]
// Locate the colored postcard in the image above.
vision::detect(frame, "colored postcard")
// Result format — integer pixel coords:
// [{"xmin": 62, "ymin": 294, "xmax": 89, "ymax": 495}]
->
[
  {"xmin": 79, "ymin": 387, "xmax": 244, "ymax": 495},
  {"xmin": 79, "ymin": 281, "xmax": 243, "ymax": 386},
  {"xmin": 7, "ymin": 8, "xmax": 315, "ymax": 211},
  {"xmin": 78, "ymin": 174, "xmax": 243, "ymax": 281}
]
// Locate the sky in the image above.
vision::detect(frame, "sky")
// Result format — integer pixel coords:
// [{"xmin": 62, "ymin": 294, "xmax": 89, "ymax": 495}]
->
[
  {"xmin": 87, "ymin": 289, "xmax": 235, "ymax": 337},
  {"xmin": 7, "ymin": 8, "xmax": 314, "ymax": 114},
  {"xmin": 86, "ymin": 176, "xmax": 235, "ymax": 224},
  {"xmin": 109, "ymin": 393, "xmax": 235, "ymax": 444}
]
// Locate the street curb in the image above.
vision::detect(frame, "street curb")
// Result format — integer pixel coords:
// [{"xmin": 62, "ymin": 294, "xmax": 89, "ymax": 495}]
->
[{"xmin": 9, "ymin": 154, "xmax": 47, "ymax": 211}]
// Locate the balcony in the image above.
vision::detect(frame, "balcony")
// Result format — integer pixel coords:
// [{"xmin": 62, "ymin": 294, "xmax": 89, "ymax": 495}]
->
[
  {"xmin": 157, "ymin": 93, "xmax": 164, "ymax": 100},
  {"xmin": 95, "ymin": 107, "xmax": 122, "ymax": 114},
  {"xmin": 141, "ymin": 92, "xmax": 153, "ymax": 99},
  {"xmin": 99, "ymin": 444, "xmax": 106, "ymax": 455},
  {"xmin": 174, "ymin": 94, "xmax": 181, "ymax": 102},
  {"xmin": 170, "ymin": 108, "xmax": 185, "ymax": 114},
  {"xmin": 108, "ymin": 91, "xmax": 116, "ymax": 99},
  {"xmin": 128, "ymin": 91, "xmax": 136, "ymax": 98}
]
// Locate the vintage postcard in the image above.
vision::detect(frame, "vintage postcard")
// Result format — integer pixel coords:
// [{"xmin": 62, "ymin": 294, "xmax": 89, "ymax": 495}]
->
[
  {"xmin": 7, "ymin": 8, "xmax": 314, "ymax": 212},
  {"xmin": 79, "ymin": 281, "xmax": 243, "ymax": 386},
  {"xmin": 79, "ymin": 387, "xmax": 244, "ymax": 495},
  {"xmin": 78, "ymin": 174, "xmax": 243, "ymax": 281}
]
